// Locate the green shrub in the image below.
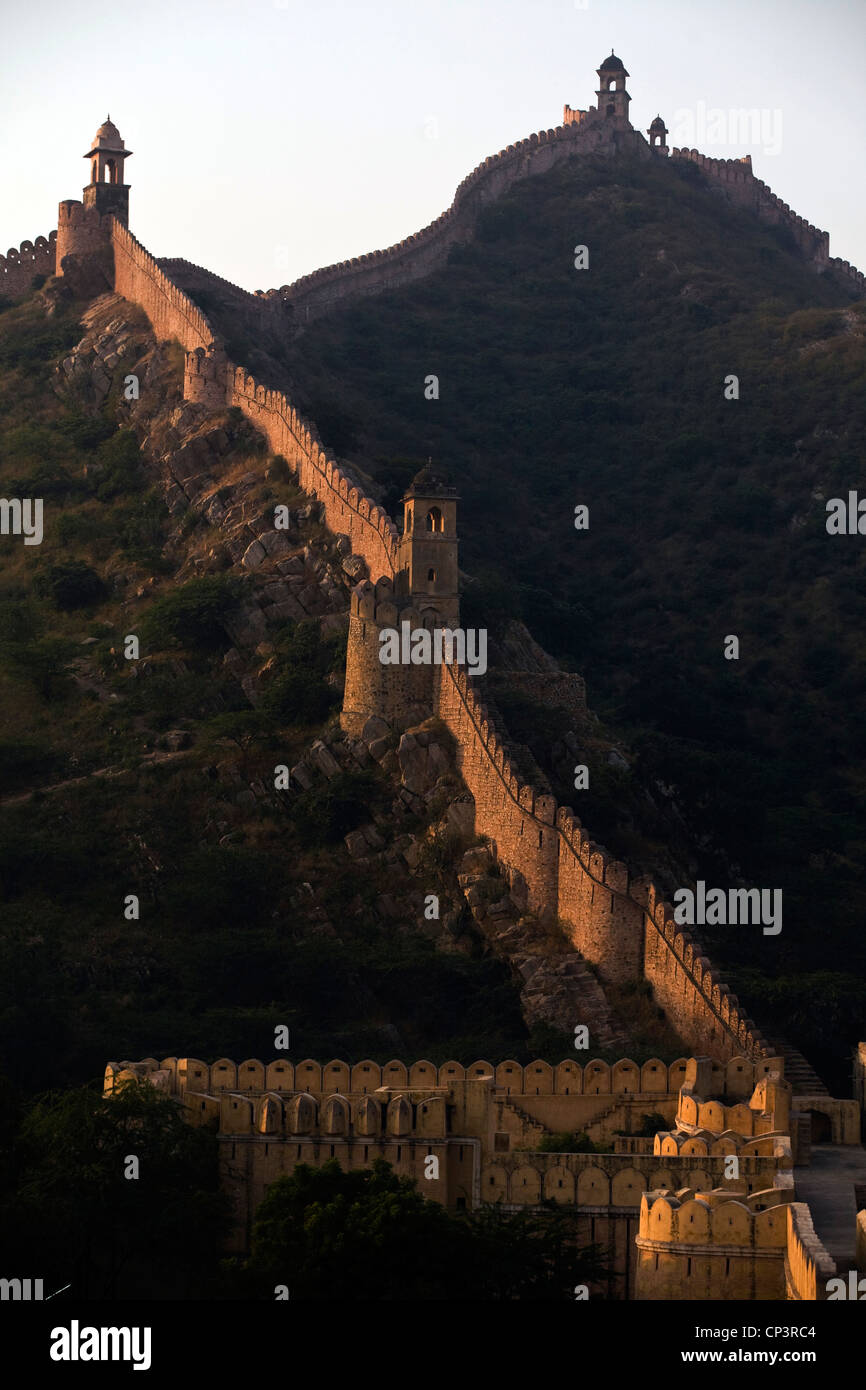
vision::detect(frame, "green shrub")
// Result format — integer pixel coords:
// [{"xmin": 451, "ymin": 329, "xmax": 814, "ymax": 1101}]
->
[
  {"xmin": 291, "ymin": 770, "xmax": 383, "ymax": 846},
  {"xmin": 92, "ymin": 429, "xmax": 144, "ymax": 499},
  {"xmin": 141, "ymin": 575, "xmax": 242, "ymax": 651},
  {"xmin": 260, "ymin": 667, "xmax": 336, "ymax": 726},
  {"xmin": 536, "ymin": 1131, "xmax": 604, "ymax": 1154},
  {"xmin": 35, "ymin": 561, "xmax": 106, "ymax": 610}
]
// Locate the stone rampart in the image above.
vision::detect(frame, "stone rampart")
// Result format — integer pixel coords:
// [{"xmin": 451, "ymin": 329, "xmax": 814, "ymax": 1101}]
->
[
  {"xmin": 434, "ymin": 659, "xmax": 769, "ymax": 1063},
  {"xmin": 669, "ymin": 148, "xmax": 830, "ymax": 267},
  {"xmin": 784, "ymin": 1202, "xmax": 837, "ymax": 1300},
  {"xmin": 0, "ymin": 231, "xmax": 57, "ymax": 296},
  {"xmin": 636, "ymin": 1188, "xmax": 792, "ymax": 1299},
  {"xmin": 829, "ymin": 256, "xmax": 866, "ymax": 295},
  {"xmin": 104, "ymin": 1052, "xmax": 774, "ymax": 1101},
  {"xmin": 265, "ymin": 118, "xmax": 647, "ymax": 322},
  {"xmin": 111, "ymin": 221, "xmax": 214, "ymax": 352},
  {"xmin": 225, "ymin": 366, "xmax": 400, "ymax": 578}
]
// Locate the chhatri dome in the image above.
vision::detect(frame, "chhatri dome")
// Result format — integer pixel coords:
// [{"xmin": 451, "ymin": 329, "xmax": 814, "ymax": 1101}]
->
[{"xmin": 87, "ymin": 117, "xmax": 127, "ymax": 153}]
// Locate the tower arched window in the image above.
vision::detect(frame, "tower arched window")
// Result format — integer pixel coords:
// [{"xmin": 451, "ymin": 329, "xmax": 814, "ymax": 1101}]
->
[
  {"xmin": 425, "ymin": 507, "xmax": 443, "ymax": 533},
  {"xmin": 427, "ymin": 568, "xmax": 436, "ymax": 584}
]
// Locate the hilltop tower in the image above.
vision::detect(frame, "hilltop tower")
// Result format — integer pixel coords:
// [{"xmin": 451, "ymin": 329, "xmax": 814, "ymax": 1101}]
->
[
  {"xmin": 56, "ymin": 117, "xmax": 132, "ymax": 280},
  {"xmin": 596, "ymin": 52, "xmax": 631, "ymax": 125},
  {"xmin": 647, "ymin": 115, "xmax": 669, "ymax": 152},
  {"xmin": 82, "ymin": 117, "xmax": 133, "ymax": 222},
  {"xmin": 396, "ymin": 464, "xmax": 460, "ymax": 626}
]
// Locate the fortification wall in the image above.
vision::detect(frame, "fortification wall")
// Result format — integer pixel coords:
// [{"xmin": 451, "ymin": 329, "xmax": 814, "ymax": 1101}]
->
[
  {"xmin": 110, "ymin": 222, "xmax": 214, "ymax": 352},
  {"xmin": 669, "ymin": 149, "xmax": 830, "ymax": 267},
  {"xmin": 89, "ymin": 133, "xmax": 830, "ymax": 1068},
  {"xmin": 104, "ymin": 218, "xmax": 770, "ymax": 1063},
  {"xmin": 226, "ymin": 365, "xmax": 399, "ymax": 578},
  {"xmin": 56, "ymin": 201, "xmax": 115, "ymax": 275},
  {"xmin": 341, "ymin": 580, "xmax": 442, "ymax": 734},
  {"xmin": 105, "ymin": 1052, "xmax": 774, "ymax": 1102},
  {"xmin": 0, "ymin": 231, "xmax": 56, "ymax": 296},
  {"xmin": 105, "ymin": 226, "xmax": 400, "ymax": 585},
  {"xmin": 106, "ymin": 1053, "xmax": 678, "ymax": 1097},
  {"xmin": 784, "ymin": 1203, "xmax": 837, "ymax": 1300},
  {"xmin": 636, "ymin": 1190, "xmax": 790, "ymax": 1300},
  {"xmin": 434, "ymin": 660, "xmax": 768, "ymax": 1062},
  {"xmin": 265, "ymin": 119, "xmax": 647, "ymax": 323},
  {"xmin": 484, "ymin": 1153, "xmax": 780, "ymax": 1207},
  {"xmin": 829, "ymin": 256, "xmax": 866, "ymax": 295},
  {"xmin": 157, "ymin": 256, "xmax": 263, "ymax": 303}
]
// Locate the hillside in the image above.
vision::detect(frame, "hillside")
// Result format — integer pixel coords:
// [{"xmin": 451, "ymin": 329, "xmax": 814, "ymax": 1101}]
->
[
  {"xmin": 254, "ymin": 151, "xmax": 866, "ymax": 1091},
  {"xmin": 1, "ymin": 281, "xmax": 700, "ymax": 1105}
]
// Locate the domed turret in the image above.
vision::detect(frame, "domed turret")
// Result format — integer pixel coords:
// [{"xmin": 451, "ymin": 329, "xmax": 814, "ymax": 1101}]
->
[
  {"xmin": 596, "ymin": 51, "xmax": 631, "ymax": 124},
  {"xmin": 90, "ymin": 118, "xmax": 124, "ymax": 149},
  {"xmin": 83, "ymin": 115, "xmax": 133, "ymax": 190},
  {"xmin": 56, "ymin": 117, "xmax": 134, "ymax": 280},
  {"xmin": 648, "ymin": 114, "xmax": 669, "ymax": 152}
]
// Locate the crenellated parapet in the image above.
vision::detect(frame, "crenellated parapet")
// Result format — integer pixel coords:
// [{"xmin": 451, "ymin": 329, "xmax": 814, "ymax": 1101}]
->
[
  {"xmin": 829, "ymin": 256, "xmax": 866, "ymax": 295},
  {"xmin": 226, "ymin": 365, "xmax": 400, "ymax": 584},
  {"xmin": 263, "ymin": 117, "xmax": 647, "ymax": 323},
  {"xmin": 670, "ymin": 148, "xmax": 832, "ymax": 271},
  {"xmin": 111, "ymin": 221, "xmax": 215, "ymax": 352},
  {"xmin": 785, "ymin": 1203, "xmax": 837, "ymax": 1300},
  {"xmin": 636, "ymin": 1186, "xmax": 795, "ymax": 1299},
  {"xmin": 0, "ymin": 231, "xmax": 57, "ymax": 296},
  {"xmin": 184, "ymin": 344, "xmax": 230, "ymax": 410},
  {"xmin": 109, "ymin": 1052, "xmax": 763, "ymax": 1100},
  {"xmin": 342, "ymin": 576, "xmax": 449, "ymax": 734},
  {"xmin": 435, "ymin": 657, "xmax": 770, "ymax": 1061}
]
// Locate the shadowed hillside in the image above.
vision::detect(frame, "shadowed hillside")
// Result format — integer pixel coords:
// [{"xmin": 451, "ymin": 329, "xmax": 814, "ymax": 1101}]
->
[{"xmin": 262, "ymin": 152, "xmax": 866, "ymax": 1091}]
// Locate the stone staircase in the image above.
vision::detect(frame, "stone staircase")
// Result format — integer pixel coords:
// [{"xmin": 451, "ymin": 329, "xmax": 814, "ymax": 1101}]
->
[
  {"xmin": 500, "ymin": 1096, "xmax": 551, "ymax": 1148},
  {"xmin": 585, "ymin": 1101, "xmax": 625, "ymax": 1146},
  {"xmin": 765, "ymin": 1037, "xmax": 830, "ymax": 1096}
]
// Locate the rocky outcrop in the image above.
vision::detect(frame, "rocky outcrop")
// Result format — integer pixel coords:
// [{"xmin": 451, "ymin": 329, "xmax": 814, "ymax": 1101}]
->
[{"xmin": 456, "ymin": 843, "xmax": 628, "ymax": 1048}]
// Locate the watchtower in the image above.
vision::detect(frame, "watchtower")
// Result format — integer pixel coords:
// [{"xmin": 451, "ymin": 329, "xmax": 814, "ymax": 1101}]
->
[
  {"xmin": 82, "ymin": 118, "xmax": 133, "ymax": 223},
  {"xmin": 396, "ymin": 464, "xmax": 460, "ymax": 626},
  {"xmin": 648, "ymin": 114, "xmax": 669, "ymax": 152},
  {"xmin": 56, "ymin": 118, "xmax": 133, "ymax": 279},
  {"xmin": 596, "ymin": 52, "xmax": 631, "ymax": 125}
]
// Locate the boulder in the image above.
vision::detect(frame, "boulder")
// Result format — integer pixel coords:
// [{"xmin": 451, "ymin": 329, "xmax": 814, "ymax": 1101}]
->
[
  {"xmin": 259, "ymin": 530, "xmax": 292, "ymax": 558},
  {"xmin": 362, "ymin": 715, "xmax": 390, "ymax": 743},
  {"xmin": 241, "ymin": 539, "xmax": 267, "ymax": 569},
  {"xmin": 310, "ymin": 741, "xmax": 341, "ymax": 779},
  {"xmin": 342, "ymin": 554, "xmax": 367, "ymax": 581},
  {"xmin": 344, "ymin": 830, "xmax": 369, "ymax": 859},
  {"xmin": 163, "ymin": 729, "xmax": 191, "ymax": 751}
]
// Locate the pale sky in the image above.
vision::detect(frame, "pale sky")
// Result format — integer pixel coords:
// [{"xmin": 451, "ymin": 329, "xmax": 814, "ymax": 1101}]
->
[{"xmin": 2, "ymin": 0, "xmax": 864, "ymax": 291}]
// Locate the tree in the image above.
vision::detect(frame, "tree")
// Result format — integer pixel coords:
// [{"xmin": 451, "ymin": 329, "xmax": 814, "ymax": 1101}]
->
[
  {"xmin": 35, "ymin": 561, "xmax": 106, "ymax": 610},
  {"xmin": 0, "ymin": 1078, "xmax": 230, "ymax": 1299},
  {"xmin": 141, "ymin": 574, "xmax": 242, "ymax": 651},
  {"xmin": 238, "ymin": 1158, "xmax": 607, "ymax": 1300},
  {"xmin": 204, "ymin": 710, "xmax": 266, "ymax": 775}
]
